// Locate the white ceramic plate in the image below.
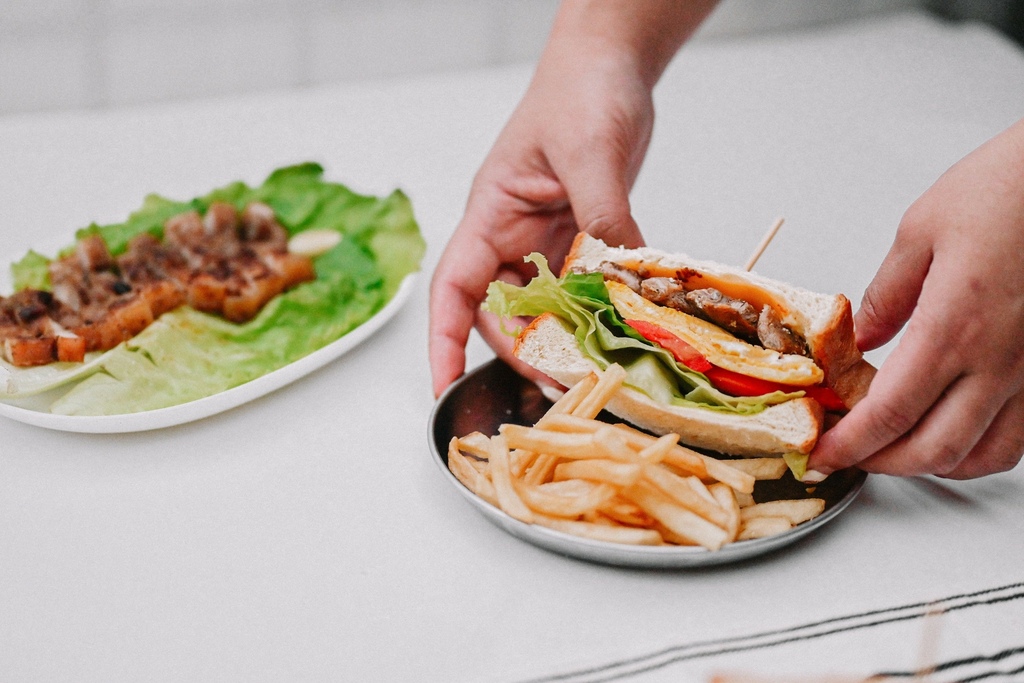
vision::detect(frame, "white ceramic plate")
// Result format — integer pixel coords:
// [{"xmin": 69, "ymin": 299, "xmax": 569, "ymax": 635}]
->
[
  {"xmin": 0, "ymin": 275, "xmax": 415, "ymax": 433},
  {"xmin": 429, "ymin": 358, "xmax": 867, "ymax": 568}
]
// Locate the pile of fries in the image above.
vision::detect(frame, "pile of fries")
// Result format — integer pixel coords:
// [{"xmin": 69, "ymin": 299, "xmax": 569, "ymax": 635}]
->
[{"xmin": 447, "ymin": 364, "xmax": 826, "ymax": 550}]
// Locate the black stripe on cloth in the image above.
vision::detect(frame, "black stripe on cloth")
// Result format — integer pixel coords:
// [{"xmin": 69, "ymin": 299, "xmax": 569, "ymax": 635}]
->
[
  {"xmin": 960, "ymin": 661, "xmax": 1024, "ymax": 683},
  {"xmin": 516, "ymin": 581, "xmax": 1024, "ymax": 683},
  {"xmin": 877, "ymin": 644, "xmax": 1024, "ymax": 682}
]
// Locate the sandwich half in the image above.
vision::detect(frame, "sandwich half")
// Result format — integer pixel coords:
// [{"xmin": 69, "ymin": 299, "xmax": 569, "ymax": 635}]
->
[{"xmin": 484, "ymin": 233, "xmax": 875, "ymax": 461}]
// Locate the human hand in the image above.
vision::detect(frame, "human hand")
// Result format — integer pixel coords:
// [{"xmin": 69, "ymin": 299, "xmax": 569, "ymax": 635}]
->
[
  {"xmin": 810, "ymin": 118, "xmax": 1024, "ymax": 479},
  {"xmin": 428, "ymin": 59, "xmax": 650, "ymax": 396},
  {"xmin": 429, "ymin": 2, "xmax": 719, "ymax": 397}
]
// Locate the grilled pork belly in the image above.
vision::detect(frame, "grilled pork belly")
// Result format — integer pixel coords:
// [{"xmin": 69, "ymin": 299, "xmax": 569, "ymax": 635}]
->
[{"xmin": 1, "ymin": 202, "xmax": 317, "ymax": 367}]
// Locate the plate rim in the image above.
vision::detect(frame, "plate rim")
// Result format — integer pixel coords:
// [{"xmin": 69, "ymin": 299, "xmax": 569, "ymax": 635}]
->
[
  {"xmin": 429, "ymin": 357, "xmax": 867, "ymax": 568},
  {"xmin": 0, "ymin": 274, "xmax": 416, "ymax": 433}
]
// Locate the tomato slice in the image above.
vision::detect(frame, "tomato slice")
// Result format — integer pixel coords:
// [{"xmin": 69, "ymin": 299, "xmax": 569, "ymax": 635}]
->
[
  {"xmin": 624, "ymin": 318, "xmax": 847, "ymax": 411},
  {"xmin": 702, "ymin": 367, "xmax": 783, "ymax": 397},
  {"xmin": 624, "ymin": 318, "xmax": 712, "ymax": 372},
  {"xmin": 801, "ymin": 385, "xmax": 848, "ymax": 412},
  {"xmin": 705, "ymin": 367, "xmax": 847, "ymax": 411}
]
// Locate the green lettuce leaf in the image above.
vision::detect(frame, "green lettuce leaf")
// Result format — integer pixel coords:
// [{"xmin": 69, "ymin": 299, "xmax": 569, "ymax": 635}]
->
[
  {"xmin": 2, "ymin": 163, "xmax": 425, "ymax": 415},
  {"xmin": 11, "ymin": 250, "xmax": 51, "ymax": 291},
  {"xmin": 483, "ymin": 253, "xmax": 801, "ymax": 415},
  {"xmin": 783, "ymin": 452, "xmax": 810, "ymax": 481}
]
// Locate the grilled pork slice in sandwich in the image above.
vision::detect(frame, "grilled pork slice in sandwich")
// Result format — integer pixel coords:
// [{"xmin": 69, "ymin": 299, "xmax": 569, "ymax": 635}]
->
[{"xmin": 484, "ymin": 233, "xmax": 875, "ymax": 461}]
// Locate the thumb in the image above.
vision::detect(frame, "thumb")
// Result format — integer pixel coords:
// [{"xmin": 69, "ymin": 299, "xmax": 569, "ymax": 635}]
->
[
  {"xmin": 558, "ymin": 148, "xmax": 645, "ymax": 249},
  {"xmin": 854, "ymin": 234, "xmax": 932, "ymax": 352}
]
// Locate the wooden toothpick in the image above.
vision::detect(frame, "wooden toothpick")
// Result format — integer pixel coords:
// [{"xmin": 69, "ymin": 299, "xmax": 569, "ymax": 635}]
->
[
  {"xmin": 744, "ymin": 217, "xmax": 785, "ymax": 271},
  {"xmin": 914, "ymin": 604, "xmax": 944, "ymax": 680}
]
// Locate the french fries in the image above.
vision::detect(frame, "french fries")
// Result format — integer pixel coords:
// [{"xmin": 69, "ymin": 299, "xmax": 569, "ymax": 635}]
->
[{"xmin": 448, "ymin": 364, "xmax": 826, "ymax": 550}]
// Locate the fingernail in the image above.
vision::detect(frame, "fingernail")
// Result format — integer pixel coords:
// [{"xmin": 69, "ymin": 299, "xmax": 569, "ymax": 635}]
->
[
  {"xmin": 801, "ymin": 469, "xmax": 829, "ymax": 484},
  {"xmin": 539, "ymin": 383, "xmax": 566, "ymax": 403}
]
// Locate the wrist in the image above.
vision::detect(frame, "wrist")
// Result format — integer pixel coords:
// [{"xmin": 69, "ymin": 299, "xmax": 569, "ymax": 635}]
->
[{"xmin": 543, "ymin": 0, "xmax": 717, "ymax": 90}]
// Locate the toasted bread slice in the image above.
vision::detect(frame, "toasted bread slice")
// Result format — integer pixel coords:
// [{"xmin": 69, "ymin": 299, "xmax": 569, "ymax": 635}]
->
[{"xmin": 514, "ymin": 313, "xmax": 825, "ymax": 456}]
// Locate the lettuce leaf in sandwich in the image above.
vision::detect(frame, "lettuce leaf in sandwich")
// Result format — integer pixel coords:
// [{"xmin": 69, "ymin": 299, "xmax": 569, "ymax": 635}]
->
[{"xmin": 483, "ymin": 253, "xmax": 801, "ymax": 415}]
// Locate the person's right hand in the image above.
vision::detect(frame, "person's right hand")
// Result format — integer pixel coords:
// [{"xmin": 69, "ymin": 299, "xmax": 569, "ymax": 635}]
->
[
  {"xmin": 429, "ymin": 28, "xmax": 656, "ymax": 396},
  {"xmin": 809, "ymin": 117, "xmax": 1024, "ymax": 479}
]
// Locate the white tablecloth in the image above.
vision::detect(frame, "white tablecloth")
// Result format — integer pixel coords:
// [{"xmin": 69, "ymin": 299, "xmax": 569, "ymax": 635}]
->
[{"xmin": 1, "ymin": 11, "xmax": 1022, "ymax": 682}]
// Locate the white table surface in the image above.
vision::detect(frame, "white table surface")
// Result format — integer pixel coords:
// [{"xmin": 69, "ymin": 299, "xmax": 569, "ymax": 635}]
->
[{"xmin": 2, "ymin": 11, "xmax": 1023, "ymax": 682}]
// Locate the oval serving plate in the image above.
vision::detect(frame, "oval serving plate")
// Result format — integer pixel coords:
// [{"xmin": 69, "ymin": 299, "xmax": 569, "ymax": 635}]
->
[
  {"xmin": 0, "ymin": 275, "xmax": 415, "ymax": 433},
  {"xmin": 429, "ymin": 358, "xmax": 867, "ymax": 569}
]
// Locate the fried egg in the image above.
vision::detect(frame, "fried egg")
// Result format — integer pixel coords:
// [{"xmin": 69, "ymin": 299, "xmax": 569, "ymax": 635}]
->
[{"xmin": 606, "ymin": 281, "xmax": 824, "ymax": 386}]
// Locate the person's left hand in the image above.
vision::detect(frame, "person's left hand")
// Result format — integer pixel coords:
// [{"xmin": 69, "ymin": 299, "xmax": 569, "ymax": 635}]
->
[
  {"xmin": 427, "ymin": 39, "xmax": 655, "ymax": 397},
  {"xmin": 809, "ymin": 118, "xmax": 1024, "ymax": 479}
]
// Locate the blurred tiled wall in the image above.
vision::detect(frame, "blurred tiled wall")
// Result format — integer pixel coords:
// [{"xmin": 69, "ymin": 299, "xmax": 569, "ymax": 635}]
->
[{"xmin": 0, "ymin": 0, "xmax": 923, "ymax": 116}]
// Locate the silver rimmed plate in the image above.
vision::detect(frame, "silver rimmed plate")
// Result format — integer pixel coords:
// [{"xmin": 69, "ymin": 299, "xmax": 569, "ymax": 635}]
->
[{"xmin": 429, "ymin": 358, "xmax": 867, "ymax": 568}]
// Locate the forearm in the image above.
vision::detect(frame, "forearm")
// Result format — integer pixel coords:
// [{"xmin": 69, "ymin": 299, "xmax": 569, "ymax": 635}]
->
[{"xmin": 542, "ymin": 0, "xmax": 719, "ymax": 90}]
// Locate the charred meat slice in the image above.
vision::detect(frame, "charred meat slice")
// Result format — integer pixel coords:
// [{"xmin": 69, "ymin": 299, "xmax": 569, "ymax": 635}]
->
[
  {"xmin": 108, "ymin": 296, "xmax": 156, "ymax": 339},
  {"xmin": 120, "ymin": 233, "xmax": 190, "ymax": 286},
  {"xmin": 685, "ymin": 288, "xmax": 760, "ymax": 341},
  {"xmin": 594, "ymin": 261, "xmax": 643, "ymax": 293},
  {"xmin": 49, "ymin": 234, "xmax": 123, "ymax": 313},
  {"xmin": 757, "ymin": 305, "xmax": 809, "ymax": 356},
  {"xmin": 75, "ymin": 234, "xmax": 114, "ymax": 272},
  {"xmin": 595, "ymin": 265, "xmax": 814, "ymax": 359},
  {"xmin": 5, "ymin": 289, "xmax": 53, "ymax": 325},
  {"xmin": 164, "ymin": 201, "xmax": 312, "ymax": 323},
  {"xmin": 136, "ymin": 280, "xmax": 187, "ymax": 319},
  {"xmin": 164, "ymin": 210, "xmax": 205, "ymax": 246},
  {"xmin": 241, "ymin": 202, "xmax": 288, "ymax": 250},
  {"xmin": 119, "ymin": 234, "xmax": 189, "ymax": 318},
  {"xmin": 639, "ymin": 277, "xmax": 699, "ymax": 316}
]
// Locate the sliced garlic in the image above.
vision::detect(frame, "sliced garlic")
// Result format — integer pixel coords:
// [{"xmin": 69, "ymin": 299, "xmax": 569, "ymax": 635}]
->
[{"xmin": 288, "ymin": 229, "xmax": 341, "ymax": 258}]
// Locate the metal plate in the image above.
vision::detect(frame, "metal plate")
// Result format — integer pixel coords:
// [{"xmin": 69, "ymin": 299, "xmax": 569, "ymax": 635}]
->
[{"xmin": 429, "ymin": 358, "xmax": 867, "ymax": 568}]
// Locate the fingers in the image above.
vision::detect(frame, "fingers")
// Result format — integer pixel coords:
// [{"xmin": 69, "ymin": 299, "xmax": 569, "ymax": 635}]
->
[
  {"xmin": 428, "ymin": 219, "xmax": 502, "ymax": 397},
  {"xmin": 853, "ymin": 212, "xmax": 933, "ymax": 352},
  {"xmin": 809, "ymin": 281, "xmax": 968, "ymax": 474},
  {"xmin": 428, "ymin": 289, "xmax": 472, "ymax": 397},
  {"xmin": 820, "ymin": 122, "xmax": 1024, "ymax": 479},
  {"xmin": 570, "ymin": 185, "xmax": 644, "ymax": 250},
  {"xmin": 427, "ymin": 272, "xmax": 477, "ymax": 397},
  {"xmin": 811, "ymin": 323, "xmax": 1024, "ymax": 479},
  {"xmin": 552, "ymin": 131, "xmax": 646, "ymax": 251},
  {"xmin": 428, "ymin": 53, "xmax": 654, "ymax": 396},
  {"xmin": 940, "ymin": 388, "xmax": 1024, "ymax": 479},
  {"xmin": 850, "ymin": 381, "xmax": 1024, "ymax": 479},
  {"xmin": 843, "ymin": 372, "xmax": 1005, "ymax": 477},
  {"xmin": 813, "ymin": 209, "xmax": 978, "ymax": 474}
]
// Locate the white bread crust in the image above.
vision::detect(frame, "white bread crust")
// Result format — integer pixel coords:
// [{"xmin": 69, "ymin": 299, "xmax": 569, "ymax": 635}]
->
[{"xmin": 514, "ymin": 314, "xmax": 825, "ymax": 456}]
